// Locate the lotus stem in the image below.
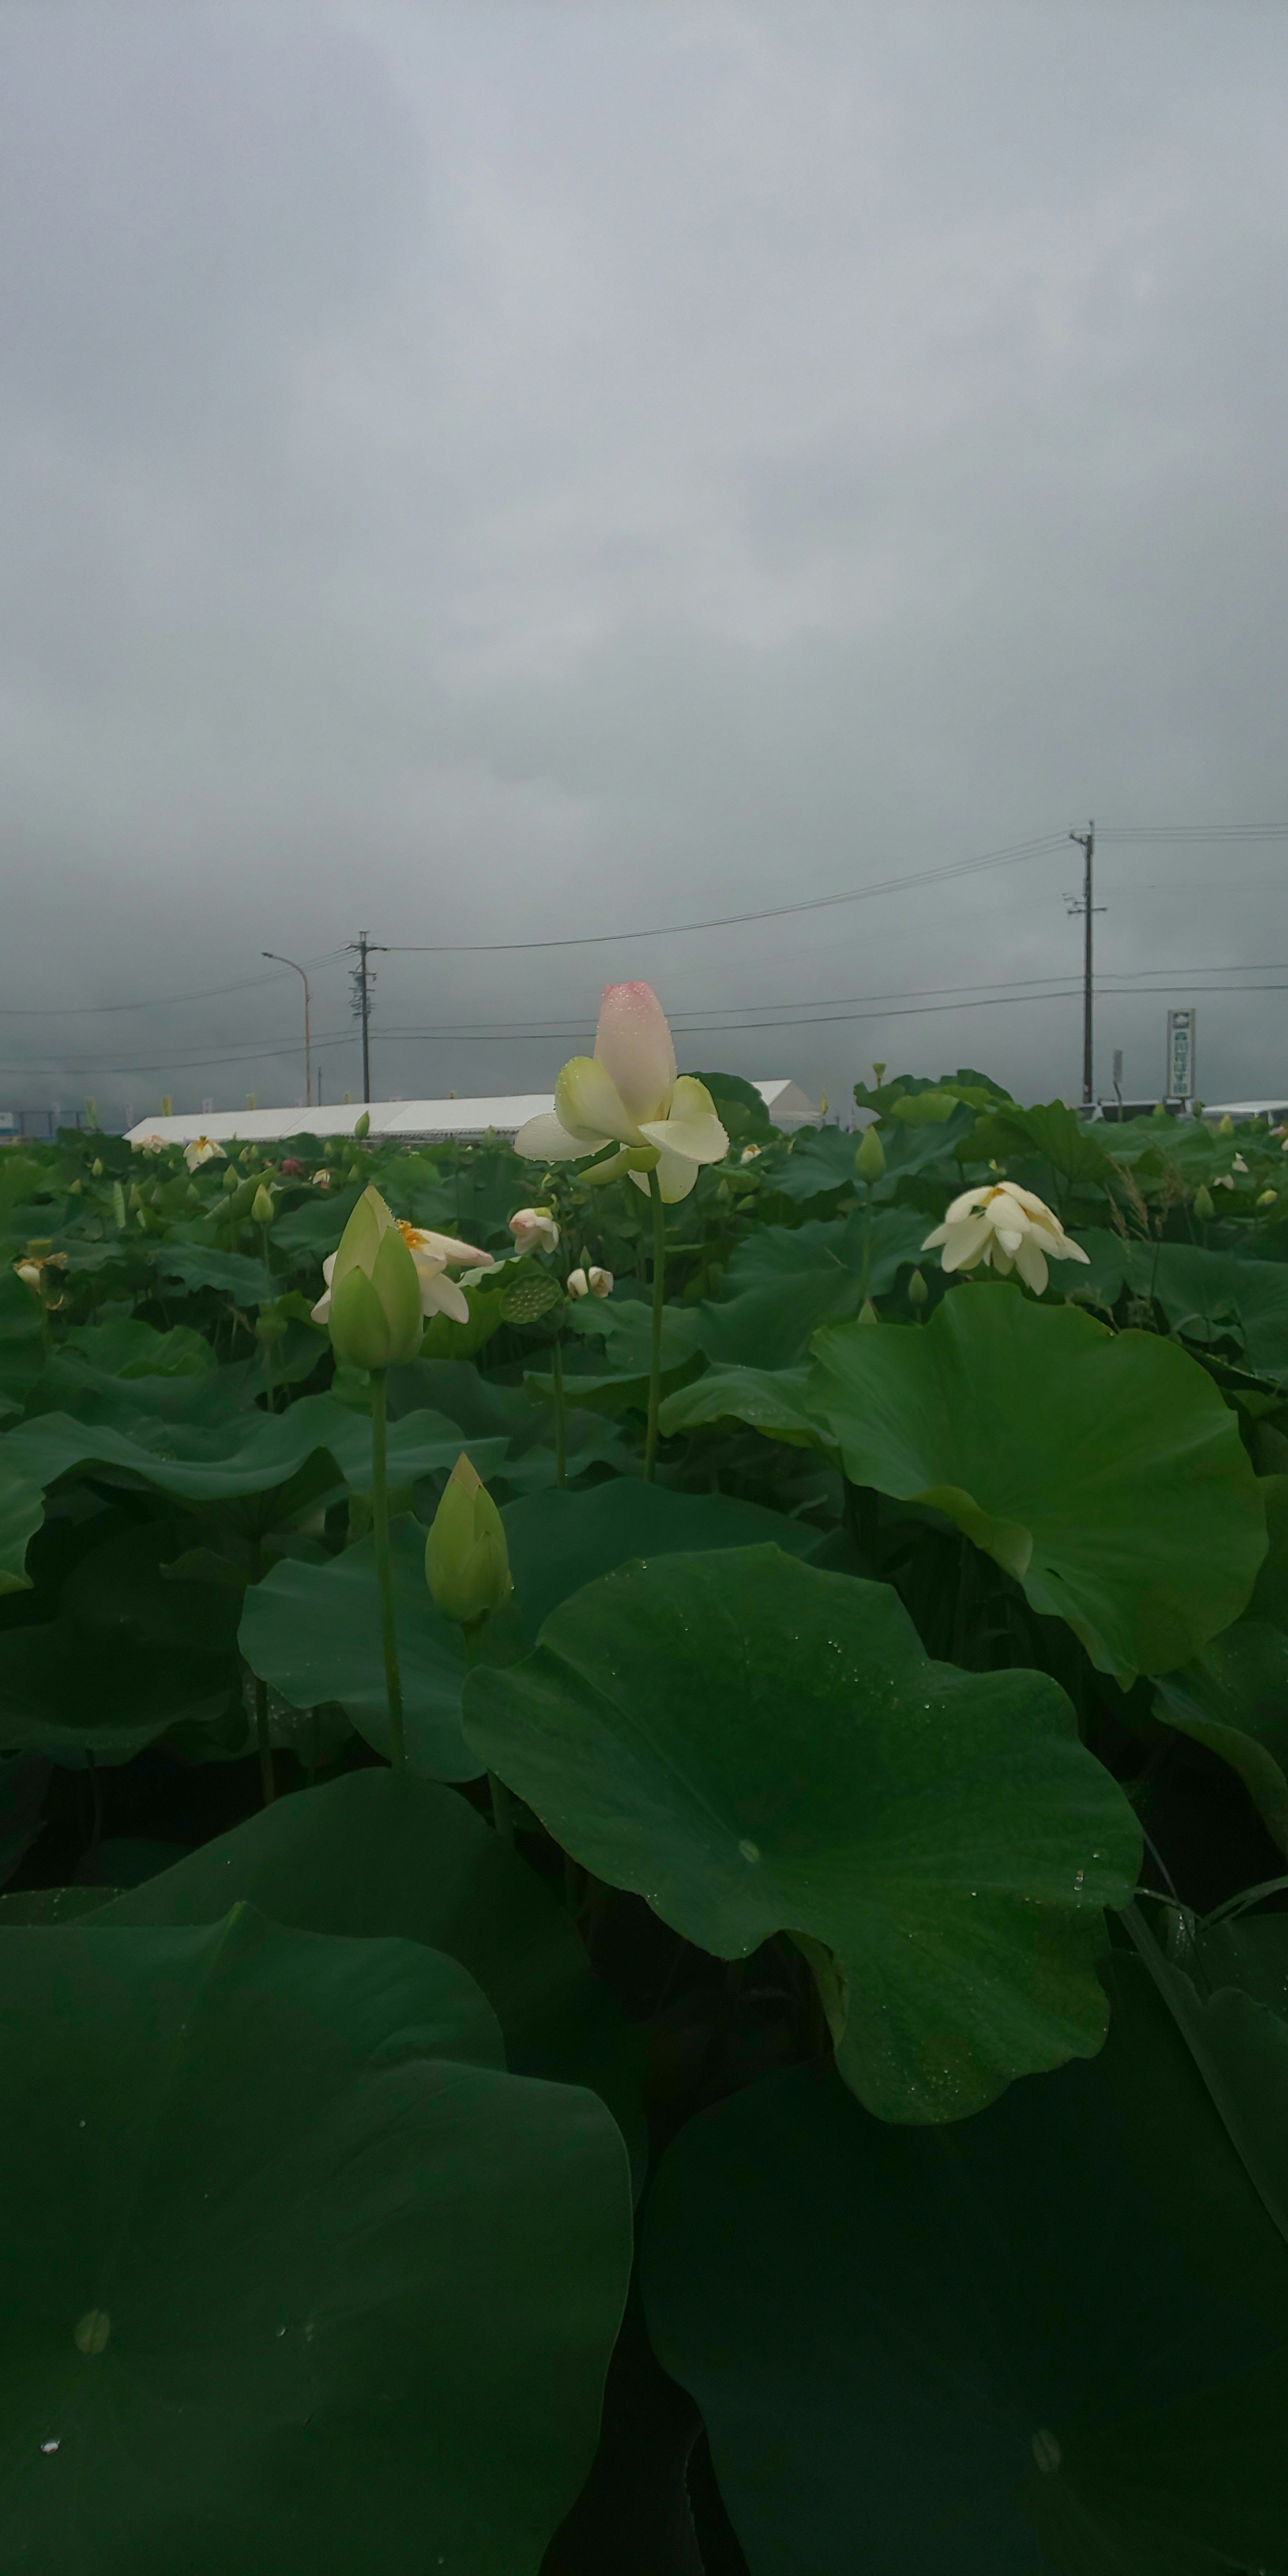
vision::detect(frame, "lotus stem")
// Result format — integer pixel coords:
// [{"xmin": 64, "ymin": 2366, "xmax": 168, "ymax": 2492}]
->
[
  {"xmin": 369, "ymin": 1368, "xmax": 407, "ymax": 1772},
  {"xmin": 552, "ymin": 1329, "xmax": 567, "ymax": 1489},
  {"xmin": 645, "ymin": 1165, "xmax": 666, "ymax": 1482}
]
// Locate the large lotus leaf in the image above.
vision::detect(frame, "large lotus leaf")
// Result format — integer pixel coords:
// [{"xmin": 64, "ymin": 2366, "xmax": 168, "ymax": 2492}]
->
[
  {"xmin": 91, "ymin": 1768, "xmax": 645, "ymax": 2168},
  {"xmin": 641, "ymin": 1956, "xmax": 1288, "ymax": 2576},
  {"xmin": 658, "ymin": 1363, "xmax": 837, "ymax": 1455},
  {"xmin": 693, "ymin": 1270, "xmax": 864, "ymax": 1368},
  {"xmin": 502, "ymin": 1479, "xmax": 826, "ymax": 1644},
  {"xmin": 239, "ymin": 1515, "xmax": 475, "ymax": 1777},
  {"xmin": 1143, "ymin": 1242, "xmax": 1288, "ymax": 1383},
  {"xmin": 968, "ymin": 1098, "xmax": 1116, "ymax": 1189},
  {"xmin": 1154, "ymin": 1619, "xmax": 1288, "ymax": 1856},
  {"xmin": 2, "ymin": 1396, "xmax": 505, "ymax": 1509},
  {"xmin": 1249, "ymin": 1474, "xmax": 1288, "ymax": 1627},
  {"xmin": 810, "ymin": 1288, "xmax": 1265, "ymax": 1680},
  {"xmin": 0, "ymin": 1520, "xmax": 242, "ymax": 1762},
  {"xmin": 155, "ymin": 1241, "xmax": 276, "ymax": 1300},
  {"xmin": 0, "ymin": 1910, "xmax": 631, "ymax": 2575},
  {"xmin": 465, "ymin": 1549, "xmax": 1140, "ymax": 2123},
  {"xmin": 62, "ymin": 1318, "xmax": 215, "ymax": 1379},
  {"xmin": 0, "ymin": 1461, "xmax": 43, "ymax": 1596},
  {"xmin": 1124, "ymin": 1906, "xmax": 1288, "ymax": 2251}
]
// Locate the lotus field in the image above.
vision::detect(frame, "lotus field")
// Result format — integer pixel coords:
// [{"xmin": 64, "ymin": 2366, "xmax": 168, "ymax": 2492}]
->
[{"xmin": 6, "ymin": 982, "xmax": 1288, "ymax": 2573}]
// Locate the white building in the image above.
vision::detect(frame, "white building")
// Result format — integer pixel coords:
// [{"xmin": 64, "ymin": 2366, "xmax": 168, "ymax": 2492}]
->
[{"xmin": 125, "ymin": 1078, "xmax": 823, "ymax": 1150}]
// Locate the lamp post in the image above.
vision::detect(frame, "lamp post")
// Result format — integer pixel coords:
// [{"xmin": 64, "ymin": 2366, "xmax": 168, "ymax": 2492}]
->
[{"xmin": 262, "ymin": 952, "xmax": 312, "ymax": 1106}]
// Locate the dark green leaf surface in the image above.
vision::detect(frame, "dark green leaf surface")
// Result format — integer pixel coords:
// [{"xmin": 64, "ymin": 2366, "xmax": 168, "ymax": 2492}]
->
[
  {"xmin": 501, "ymin": 1479, "xmax": 826, "ymax": 1643},
  {"xmin": 0, "ymin": 1461, "xmax": 43, "ymax": 1595},
  {"xmin": 2, "ymin": 1396, "xmax": 505, "ymax": 1507},
  {"xmin": 810, "ymin": 1287, "xmax": 1265, "ymax": 1679},
  {"xmin": 1155, "ymin": 1619, "xmax": 1288, "ymax": 1855},
  {"xmin": 658, "ymin": 1363, "xmax": 836, "ymax": 1454},
  {"xmin": 0, "ymin": 1909, "xmax": 631, "ymax": 2575},
  {"xmin": 240, "ymin": 1515, "xmax": 475, "ymax": 1776},
  {"xmin": 465, "ymin": 1548, "xmax": 1139, "ymax": 2121},
  {"xmin": 642, "ymin": 1957, "xmax": 1288, "ymax": 2576},
  {"xmin": 91, "ymin": 1768, "xmax": 645, "ymax": 2162}
]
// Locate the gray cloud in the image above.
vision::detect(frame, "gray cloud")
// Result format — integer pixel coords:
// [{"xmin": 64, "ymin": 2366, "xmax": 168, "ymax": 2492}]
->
[{"xmin": 1, "ymin": 0, "xmax": 1285, "ymax": 1125}]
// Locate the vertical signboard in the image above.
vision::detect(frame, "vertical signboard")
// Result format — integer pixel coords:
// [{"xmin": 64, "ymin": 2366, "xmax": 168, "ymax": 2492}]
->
[{"xmin": 1166, "ymin": 1008, "xmax": 1196, "ymax": 1103}]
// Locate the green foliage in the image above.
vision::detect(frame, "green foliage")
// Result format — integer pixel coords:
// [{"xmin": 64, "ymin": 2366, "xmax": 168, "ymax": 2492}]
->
[
  {"xmin": 466, "ymin": 1549, "xmax": 1139, "ymax": 2121},
  {"xmin": 810, "ymin": 1286, "xmax": 1266, "ymax": 1678},
  {"xmin": 642, "ymin": 1951, "xmax": 1288, "ymax": 2576},
  {"xmin": 0, "ymin": 1908, "xmax": 631, "ymax": 2572},
  {"xmin": 7, "ymin": 1061, "xmax": 1288, "ymax": 2561}
]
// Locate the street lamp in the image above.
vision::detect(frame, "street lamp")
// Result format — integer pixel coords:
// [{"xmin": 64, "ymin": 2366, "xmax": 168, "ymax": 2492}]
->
[{"xmin": 262, "ymin": 952, "xmax": 313, "ymax": 1107}]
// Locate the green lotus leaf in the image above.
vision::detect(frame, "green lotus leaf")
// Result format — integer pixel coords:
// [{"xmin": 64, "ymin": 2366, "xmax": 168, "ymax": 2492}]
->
[
  {"xmin": 90, "ymin": 1768, "xmax": 645, "ymax": 2170},
  {"xmin": 1154, "ymin": 1618, "xmax": 1288, "ymax": 1857},
  {"xmin": 0, "ymin": 1909, "xmax": 631, "ymax": 2573},
  {"xmin": 1, "ymin": 1397, "xmax": 505, "ymax": 1510},
  {"xmin": 658, "ymin": 1362, "xmax": 836, "ymax": 1454},
  {"xmin": 465, "ymin": 1548, "xmax": 1140, "ymax": 2122},
  {"xmin": 810, "ymin": 1287, "xmax": 1266, "ymax": 1679},
  {"xmin": 0, "ymin": 1461, "xmax": 43, "ymax": 1596},
  {"xmin": 642, "ymin": 1953, "xmax": 1288, "ymax": 2576}
]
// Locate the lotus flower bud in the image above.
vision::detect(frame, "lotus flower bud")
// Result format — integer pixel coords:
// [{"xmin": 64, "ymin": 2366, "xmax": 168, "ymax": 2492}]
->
[
  {"xmin": 354, "ymin": 1110, "xmax": 371, "ymax": 1142},
  {"xmin": 323, "ymin": 1184, "xmax": 424, "ymax": 1371},
  {"xmin": 1193, "ymin": 1185, "xmax": 1214, "ymax": 1222},
  {"xmin": 854, "ymin": 1126, "xmax": 885, "ymax": 1183},
  {"xmin": 858, "ymin": 1299, "xmax": 880, "ymax": 1326},
  {"xmin": 223, "ymin": 1163, "xmax": 239, "ymax": 1192},
  {"xmin": 1259, "ymin": 1189, "xmax": 1278, "ymax": 1210},
  {"xmin": 567, "ymin": 1265, "xmax": 613, "ymax": 1299},
  {"xmin": 908, "ymin": 1267, "xmax": 928, "ymax": 1308},
  {"xmin": 425, "ymin": 1453, "xmax": 513, "ymax": 1628},
  {"xmin": 251, "ymin": 1185, "xmax": 275, "ymax": 1225},
  {"xmin": 509, "ymin": 1205, "xmax": 559, "ymax": 1256},
  {"xmin": 91, "ymin": 1158, "xmax": 103, "ymax": 1179},
  {"xmin": 1219, "ymin": 1114, "xmax": 1235, "ymax": 1137}
]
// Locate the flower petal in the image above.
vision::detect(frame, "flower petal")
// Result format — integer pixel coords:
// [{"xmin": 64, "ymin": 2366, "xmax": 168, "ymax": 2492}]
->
[
  {"xmin": 421, "ymin": 1271, "xmax": 470, "ymax": 1325},
  {"xmin": 938, "ymin": 1212, "xmax": 995, "ymax": 1272},
  {"xmin": 593, "ymin": 982, "xmax": 677, "ymax": 1122},
  {"xmin": 514, "ymin": 1111, "xmax": 587, "ymax": 1163},
  {"xmin": 556, "ymin": 1056, "xmax": 645, "ymax": 1147},
  {"xmin": 637, "ymin": 1077, "xmax": 729, "ymax": 1169},
  {"xmin": 404, "ymin": 1224, "xmax": 493, "ymax": 1267},
  {"xmin": 629, "ymin": 1144, "xmax": 699, "ymax": 1203},
  {"xmin": 1013, "ymin": 1236, "xmax": 1049, "ymax": 1295}
]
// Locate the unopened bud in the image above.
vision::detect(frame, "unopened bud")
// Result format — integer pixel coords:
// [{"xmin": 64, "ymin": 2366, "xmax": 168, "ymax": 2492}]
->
[
  {"xmin": 567, "ymin": 1264, "xmax": 613, "ymax": 1299},
  {"xmin": 251, "ymin": 1185, "xmax": 275, "ymax": 1225},
  {"xmin": 858, "ymin": 1299, "xmax": 880, "ymax": 1326},
  {"xmin": 1259, "ymin": 1189, "xmax": 1278, "ymax": 1210},
  {"xmin": 1218, "ymin": 1114, "xmax": 1234, "ymax": 1137},
  {"xmin": 425, "ymin": 1453, "xmax": 512, "ymax": 1628},
  {"xmin": 1193, "ymin": 1185, "xmax": 1214, "ymax": 1222},
  {"xmin": 353, "ymin": 1110, "xmax": 371, "ymax": 1142},
  {"xmin": 222, "ymin": 1163, "xmax": 239, "ymax": 1193},
  {"xmin": 316, "ymin": 1183, "xmax": 424, "ymax": 1370},
  {"xmin": 854, "ymin": 1126, "xmax": 885, "ymax": 1183},
  {"xmin": 91, "ymin": 1157, "xmax": 104, "ymax": 1179},
  {"xmin": 908, "ymin": 1267, "xmax": 928, "ymax": 1308}
]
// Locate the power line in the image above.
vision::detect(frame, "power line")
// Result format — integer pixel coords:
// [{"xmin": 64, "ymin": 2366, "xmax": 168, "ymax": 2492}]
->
[
  {"xmin": 381, "ymin": 833, "xmax": 1073, "ymax": 953},
  {"xmin": 0, "ymin": 949, "xmax": 347, "ymax": 1020}
]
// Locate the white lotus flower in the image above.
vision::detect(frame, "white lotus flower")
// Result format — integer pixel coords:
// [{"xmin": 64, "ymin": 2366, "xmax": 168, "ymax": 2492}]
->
[
  {"xmin": 183, "ymin": 1135, "xmax": 225, "ymax": 1172},
  {"xmin": 131, "ymin": 1133, "xmax": 168, "ymax": 1156},
  {"xmin": 311, "ymin": 1217, "xmax": 494, "ymax": 1333},
  {"xmin": 509, "ymin": 1205, "xmax": 559, "ymax": 1256},
  {"xmin": 311, "ymin": 1168, "xmax": 332, "ymax": 1187},
  {"xmin": 514, "ymin": 981, "xmax": 728, "ymax": 1203},
  {"xmin": 922, "ymin": 1182, "xmax": 1090, "ymax": 1297},
  {"xmin": 567, "ymin": 1264, "xmax": 613, "ymax": 1298}
]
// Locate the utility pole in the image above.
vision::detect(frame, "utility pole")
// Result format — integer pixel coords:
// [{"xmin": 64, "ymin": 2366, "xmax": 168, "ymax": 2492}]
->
[
  {"xmin": 348, "ymin": 933, "xmax": 385, "ymax": 1103},
  {"xmin": 1065, "ymin": 821, "xmax": 1103, "ymax": 1108},
  {"xmin": 262, "ymin": 952, "xmax": 312, "ymax": 1106}
]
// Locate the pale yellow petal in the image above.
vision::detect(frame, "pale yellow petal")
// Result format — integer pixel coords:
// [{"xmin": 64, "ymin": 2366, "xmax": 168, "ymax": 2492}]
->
[
  {"xmin": 556, "ymin": 1055, "xmax": 645, "ymax": 1147},
  {"xmin": 593, "ymin": 981, "xmax": 677, "ymax": 1122},
  {"xmin": 514, "ymin": 1111, "xmax": 586, "ymax": 1162}
]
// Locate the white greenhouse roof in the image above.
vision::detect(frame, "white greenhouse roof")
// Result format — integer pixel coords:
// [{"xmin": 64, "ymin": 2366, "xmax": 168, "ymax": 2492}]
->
[{"xmin": 124, "ymin": 1079, "xmax": 823, "ymax": 1150}]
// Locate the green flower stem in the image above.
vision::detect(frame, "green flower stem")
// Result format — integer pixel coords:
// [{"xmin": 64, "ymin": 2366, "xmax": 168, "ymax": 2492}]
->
[
  {"xmin": 462, "ymin": 1621, "xmax": 515, "ymax": 1839},
  {"xmin": 551, "ymin": 1329, "xmax": 567, "ymax": 1489},
  {"xmin": 248, "ymin": 1537, "xmax": 275, "ymax": 1806},
  {"xmin": 368, "ymin": 1368, "xmax": 407, "ymax": 1772},
  {"xmin": 645, "ymin": 1165, "xmax": 666, "ymax": 1483}
]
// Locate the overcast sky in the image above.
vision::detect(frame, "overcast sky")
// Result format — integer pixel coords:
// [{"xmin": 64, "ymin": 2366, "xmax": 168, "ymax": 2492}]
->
[{"xmin": 1, "ymin": 0, "xmax": 1285, "ymax": 1126}]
